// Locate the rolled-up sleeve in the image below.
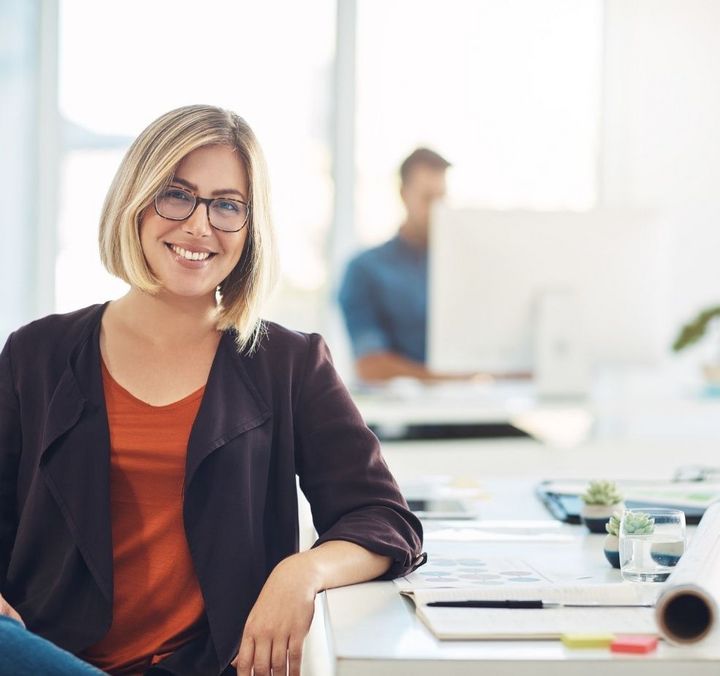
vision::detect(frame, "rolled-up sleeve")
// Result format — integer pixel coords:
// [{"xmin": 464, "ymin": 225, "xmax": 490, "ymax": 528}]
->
[
  {"xmin": 0, "ymin": 335, "xmax": 21, "ymax": 591},
  {"xmin": 338, "ymin": 257, "xmax": 391, "ymax": 359},
  {"xmin": 294, "ymin": 333, "xmax": 424, "ymax": 579}
]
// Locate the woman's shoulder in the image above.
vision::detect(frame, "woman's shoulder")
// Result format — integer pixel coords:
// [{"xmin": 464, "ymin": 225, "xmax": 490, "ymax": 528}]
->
[
  {"xmin": 245, "ymin": 321, "xmax": 334, "ymax": 371},
  {"xmin": 7, "ymin": 303, "xmax": 106, "ymax": 357},
  {"xmin": 253, "ymin": 320, "xmax": 322, "ymax": 357},
  {"xmin": 239, "ymin": 322, "xmax": 341, "ymax": 395}
]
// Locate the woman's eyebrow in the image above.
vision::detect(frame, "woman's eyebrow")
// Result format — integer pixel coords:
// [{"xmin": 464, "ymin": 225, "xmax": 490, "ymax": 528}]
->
[{"xmin": 172, "ymin": 176, "xmax": 247, "ymax": 200}]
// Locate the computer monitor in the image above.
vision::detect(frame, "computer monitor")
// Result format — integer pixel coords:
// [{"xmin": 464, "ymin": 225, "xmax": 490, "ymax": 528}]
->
[{"xmin": 427, "ymin": 208, "xmax": 665, "ymax": 381}]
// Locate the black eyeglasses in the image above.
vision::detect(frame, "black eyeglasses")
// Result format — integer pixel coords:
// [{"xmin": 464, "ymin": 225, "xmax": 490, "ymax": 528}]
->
[{"xmin": 154, "ymin": 186, "xmax": 250, "ymax": 233}]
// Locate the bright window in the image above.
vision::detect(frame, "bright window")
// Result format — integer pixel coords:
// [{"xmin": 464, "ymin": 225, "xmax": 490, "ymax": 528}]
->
[
  {"xmin": 57, "ymin": 0, "xmax": 335, "ymax": 331},
  {"xmin": 355, "ymin": 0, "xmax": 603, "ymax": 244}
]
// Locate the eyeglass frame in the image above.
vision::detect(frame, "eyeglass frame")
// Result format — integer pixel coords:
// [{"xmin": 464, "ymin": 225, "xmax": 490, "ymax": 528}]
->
[{"xmin": 153, "ymin": 185, "xmax": 251, "ymax": 233}]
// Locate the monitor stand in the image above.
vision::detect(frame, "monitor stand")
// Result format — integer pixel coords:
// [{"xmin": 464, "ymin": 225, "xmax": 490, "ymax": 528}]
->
[{"xmin": 533, "ymin": 288, "xmax": 589, "ymax": 399}]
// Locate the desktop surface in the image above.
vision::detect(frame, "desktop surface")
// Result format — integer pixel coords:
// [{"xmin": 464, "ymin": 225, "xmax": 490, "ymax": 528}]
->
[
  {"xmin": 352, "ymin": 367, "xmax": 720, "ymax": 447},
  {"xmin": 323, "ymin": 478, "xmax": 720, "ymax": 675}
]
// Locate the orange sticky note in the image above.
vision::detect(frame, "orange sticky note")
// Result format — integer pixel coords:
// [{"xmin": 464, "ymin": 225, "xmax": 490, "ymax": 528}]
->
[{"xmin": 610, "ymin": 635, "xmax": 658, "ymax": 654}]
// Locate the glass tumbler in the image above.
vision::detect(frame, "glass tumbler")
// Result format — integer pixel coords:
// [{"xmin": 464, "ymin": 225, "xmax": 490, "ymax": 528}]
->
[{"xmin": 619, "ymin": 508, "xmax": 686, "ymax": 583}]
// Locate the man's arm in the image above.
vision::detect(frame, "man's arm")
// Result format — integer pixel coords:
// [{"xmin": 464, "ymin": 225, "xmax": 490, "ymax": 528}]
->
[
  {"xmin": 338, "ymin": 256, "xmax": 397, "ymax": 363},
  {"xmin": 356, "ymin": 350, "xmax": 466, "ymax": 382},
  {"xmin": 356, "ymin": 351, "xmax": 532, "ymax": 383}
]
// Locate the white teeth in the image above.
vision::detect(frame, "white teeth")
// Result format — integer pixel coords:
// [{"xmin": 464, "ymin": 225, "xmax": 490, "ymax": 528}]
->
[{"xmin": 169, "ymin": 244, "xmax": 211, "ymax": 261}]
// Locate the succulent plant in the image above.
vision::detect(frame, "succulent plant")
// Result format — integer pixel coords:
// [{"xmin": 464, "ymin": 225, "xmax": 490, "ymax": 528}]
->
[
  {"xmin": 605, "ymin": 512, "xmax": 621, "ymax": 536},
  {"xmin": 581, "ymin": 480, "xmax": 623, "ymax": 506},
  {"xmin": 622, "ymin": 511, "xmax": 655, "ymax": 535}
]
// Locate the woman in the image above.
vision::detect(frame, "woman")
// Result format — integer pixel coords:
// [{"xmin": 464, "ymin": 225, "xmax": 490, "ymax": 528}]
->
[{"xmin": 0, "ymin": 105, "xmax": 424, "ymax": 675}]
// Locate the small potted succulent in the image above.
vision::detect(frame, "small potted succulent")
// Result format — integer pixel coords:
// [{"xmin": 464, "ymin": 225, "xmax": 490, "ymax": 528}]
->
[
  {"xmin": 620, "ymin": 511, "xmax": 656, "ymax": 575},
  {"xmin": 603, "ymin": 512, "xmax": 622, "ymax": 568},
  {"xmin": 622, "ymin": 510, "xmax": 655, "ymax": 536},
  {"xmin": 580, "ymin": 480, "xmax": 625, "ymax": 533}
]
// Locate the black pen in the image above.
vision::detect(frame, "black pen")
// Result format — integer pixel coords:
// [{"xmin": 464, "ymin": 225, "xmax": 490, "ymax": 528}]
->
[
  {"xmin": 425, "ymin": 600, "xmax": 654, "ymax": 609},
  {"xmin": 426, "ymin": 600, "xmax": 546, "ymax": 609}
]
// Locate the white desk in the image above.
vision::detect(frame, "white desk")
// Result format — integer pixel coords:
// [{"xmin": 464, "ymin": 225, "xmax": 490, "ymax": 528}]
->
[
  {"xmin": 352, "ymin": 372, "xmax": 720, "ymax": 445},
  {"xmin": 380, "ymin": 437, "xmax": 720, "ymax": 482},
  {"xmin": 325, "ymin": 581, "xmax": 720, "ymax": 675},
  {"xmin": 352, "ymin": 380, "xmax": 537, "ymax": 427},
  {"xmin": 309, "ymin": 376, "xmax": 720, "ymax": 675},
  {"xmin": 322, "ymin": 479, "xmax": 720, "ymax": 675}
]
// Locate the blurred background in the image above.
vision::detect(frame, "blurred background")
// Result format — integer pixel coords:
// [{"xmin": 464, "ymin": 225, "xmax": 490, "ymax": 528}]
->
[{"xmin": 2, "ymin": 0, "xmax": 720, "ymax": 386}]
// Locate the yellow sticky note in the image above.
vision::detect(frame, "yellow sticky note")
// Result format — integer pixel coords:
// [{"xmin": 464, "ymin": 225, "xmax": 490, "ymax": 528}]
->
[{"xmin": 561, "ymin": 634, "xmax": 614, "ymax": 649}]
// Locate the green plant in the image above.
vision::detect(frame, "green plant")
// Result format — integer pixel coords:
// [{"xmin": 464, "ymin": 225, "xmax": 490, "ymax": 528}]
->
[
  {"xmin": 605, "ymin": 512, "xmax": 621, "ymax": 536},
  {"xmin": 581, "ymin": 480, "xmax": 623, "ymax": 506},
  {"xmin": 622, "ymin": 511, "xmax": 655, "ymax": 535},
  {"xmin": 673, "ymin": 306, "xmax": 720, "ymax": 352}
]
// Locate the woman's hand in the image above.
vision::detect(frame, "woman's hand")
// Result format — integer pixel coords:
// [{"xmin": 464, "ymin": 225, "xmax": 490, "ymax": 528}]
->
[
  {"xmin": 232, "ymin": 552, "xmax": 320, "ymax": 676},
  {"xmin": 0, "ymin": 593, "xmax": 24, "ymax": 627}
]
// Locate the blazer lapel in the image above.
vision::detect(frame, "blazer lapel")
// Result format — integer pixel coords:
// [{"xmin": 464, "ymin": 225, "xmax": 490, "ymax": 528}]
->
[
  {"xmin": 39, "ymin": 318, "xmax": 113, "ymax": 602},
  {"xmin": 37, "ymin": 318, "xmax": 270, "ymax": 607},
  {"xmin": 183, "ymin": 333, "xmax": 273, "ymax": 667},
  {"xmin": 185, "ymin": 333, "xmax": 271, "ymax": 489}
]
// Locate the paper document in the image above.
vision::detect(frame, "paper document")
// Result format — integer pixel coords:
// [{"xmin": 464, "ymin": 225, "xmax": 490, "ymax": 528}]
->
[
  {"xmin": 404, "ymin": 584, "xmax": 660, "ymax": 640},
  {"xmin": 395, "ymin": 556, "xmax": 556, "ymax": 591}
]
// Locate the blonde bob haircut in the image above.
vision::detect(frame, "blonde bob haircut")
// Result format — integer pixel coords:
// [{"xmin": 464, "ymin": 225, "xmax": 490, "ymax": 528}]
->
[{"xmin": 99, "ymin": 104, "xmax": 278, "ymax": 353}]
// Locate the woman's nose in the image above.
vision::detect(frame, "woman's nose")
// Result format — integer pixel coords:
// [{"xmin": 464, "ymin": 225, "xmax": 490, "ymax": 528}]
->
[{"xmin": 183, "ymin": 202, "xmax": 212, "ymax": 237}]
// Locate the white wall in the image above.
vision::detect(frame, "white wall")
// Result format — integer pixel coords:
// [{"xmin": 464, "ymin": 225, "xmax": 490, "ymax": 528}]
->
[{"xmin": 602, "ymin": 0, "xmax": 720, "ymax": 359}]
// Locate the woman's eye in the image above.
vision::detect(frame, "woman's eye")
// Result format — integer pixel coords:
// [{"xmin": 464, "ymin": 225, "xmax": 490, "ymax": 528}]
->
[
  {"xmin": 166, "ymin": 189, "xmax": 192, "ymax": 201},
  {"xmin": 215, "ymin": 200, "xmax": 240, "ymax": 213}
]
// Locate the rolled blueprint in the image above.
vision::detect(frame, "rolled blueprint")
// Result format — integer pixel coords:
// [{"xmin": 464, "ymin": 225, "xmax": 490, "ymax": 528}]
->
[{"xmin": 655, "ymin": 501, "xmax": 720, "ymax": 644}]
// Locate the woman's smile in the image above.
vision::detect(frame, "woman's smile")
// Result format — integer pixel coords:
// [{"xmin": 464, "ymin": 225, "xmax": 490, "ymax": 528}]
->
[{"xmin": 164, "ymin": 242, "xmax": 218, "ymax": 268}]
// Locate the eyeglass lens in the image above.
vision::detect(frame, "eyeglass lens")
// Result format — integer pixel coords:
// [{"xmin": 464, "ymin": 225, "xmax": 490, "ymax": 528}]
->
[{"xmin": 155, "ymin": 187, "xmax": 248, "ymax": 231}]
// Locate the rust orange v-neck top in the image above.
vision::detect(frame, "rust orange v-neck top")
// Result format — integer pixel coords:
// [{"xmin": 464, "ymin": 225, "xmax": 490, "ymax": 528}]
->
[{"xmin": 80, "ymin": 362, "xmax": 207, "ymax": 675}]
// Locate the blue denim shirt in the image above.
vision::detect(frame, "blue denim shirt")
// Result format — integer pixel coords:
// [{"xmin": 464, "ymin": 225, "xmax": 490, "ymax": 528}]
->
[{"xmin": 339, "ymin": 235, "xmax": 428, "ymax": 363}]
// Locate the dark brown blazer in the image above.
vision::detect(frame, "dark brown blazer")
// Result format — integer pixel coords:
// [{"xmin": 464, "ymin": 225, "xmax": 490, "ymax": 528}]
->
[{"xmin": 0, "ymin": 303, "xmax": 424, "ymax": 675}]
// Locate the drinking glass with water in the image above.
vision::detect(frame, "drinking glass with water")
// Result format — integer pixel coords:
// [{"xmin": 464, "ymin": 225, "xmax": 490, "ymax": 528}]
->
[{"xmin": 619, "ymin": 508, "xmax": 686, "ymax": 583}]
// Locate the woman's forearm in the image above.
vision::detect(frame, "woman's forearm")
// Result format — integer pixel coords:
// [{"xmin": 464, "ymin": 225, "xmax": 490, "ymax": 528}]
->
[
  {"xmin": 293, "ymin": 540, "xmax": 393, "ymax": 593},
  {"xmin": 233, "ymin": 541, "xmax": 392, "ymax": 672}
]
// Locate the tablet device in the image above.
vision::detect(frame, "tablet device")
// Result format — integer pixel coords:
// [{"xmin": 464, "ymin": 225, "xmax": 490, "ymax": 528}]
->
[
  {"xmin": 536, "ymin": 480, "xmax": 712, "ymax": 525},
  {"xmin": 406, "ymin": 498, "xmax": 478, "ymax": 520}
]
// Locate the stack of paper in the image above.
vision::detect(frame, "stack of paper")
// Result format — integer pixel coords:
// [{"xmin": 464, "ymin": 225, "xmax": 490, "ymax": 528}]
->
[{"xmin": 404, "ymin": 584, "xmax": 660, "ymax": 640}]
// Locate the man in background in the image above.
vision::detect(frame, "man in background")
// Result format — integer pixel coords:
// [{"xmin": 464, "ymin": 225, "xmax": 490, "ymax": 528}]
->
[
  {"xmin": 339, "ymin": 148, "xmax": 454, "ymax": 382},
  {"xmin": 339, "ymin": 149, "xmax": 529, "ymax": 441}
]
